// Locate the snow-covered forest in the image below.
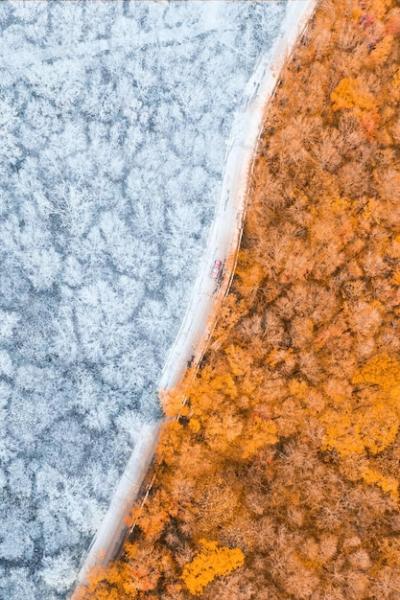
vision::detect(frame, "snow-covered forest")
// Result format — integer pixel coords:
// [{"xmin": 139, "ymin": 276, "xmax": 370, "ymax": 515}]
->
[{"xmin": 0, "ymin": 1, "xmax": 287, "ymax": 598}]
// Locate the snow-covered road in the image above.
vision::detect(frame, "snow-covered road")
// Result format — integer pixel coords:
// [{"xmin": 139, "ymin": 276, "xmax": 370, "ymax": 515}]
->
[{"xmin": 72, "ymin": 0, "xmax": 318, "ymax": 594}]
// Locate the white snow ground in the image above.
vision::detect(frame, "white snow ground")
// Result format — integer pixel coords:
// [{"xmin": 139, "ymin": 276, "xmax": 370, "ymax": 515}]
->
[{"xmin": 0, "ymin": 1, "xmax": 287, "ymax": 598}]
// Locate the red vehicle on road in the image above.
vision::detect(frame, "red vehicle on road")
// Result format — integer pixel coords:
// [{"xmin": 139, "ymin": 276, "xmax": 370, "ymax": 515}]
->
[{"xmin": 211, "ymin": 259, "xmax": 224, "ymax": 281}]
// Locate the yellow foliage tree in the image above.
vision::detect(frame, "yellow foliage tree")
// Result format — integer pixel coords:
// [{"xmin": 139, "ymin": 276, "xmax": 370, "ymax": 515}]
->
[
  {"xmin": 361, "ymin": 466, "xmax": 399, "ymax": 502},
  {"xmin": 181, "ymin": 539, "xmax": 244, "ymax": 595},
  {"xmin": 241, "ymin": 416, "xmax": 278, "ymax": 459},
  {"xmin": 320, "ymin": 354, "xmax": 400, "ymax": 457},
  {"xmin": 330, "ymin": 77, "xmax": 379, "ymax": 136},
  {"xmin": 331, "ymin": 77, "xmax": 376, "ymax": 112}
]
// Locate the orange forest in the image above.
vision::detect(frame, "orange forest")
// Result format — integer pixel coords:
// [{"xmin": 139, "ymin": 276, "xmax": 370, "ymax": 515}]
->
[{"xmin": 77, "ymin": 0, "xmax": 400, "ymax": 597}]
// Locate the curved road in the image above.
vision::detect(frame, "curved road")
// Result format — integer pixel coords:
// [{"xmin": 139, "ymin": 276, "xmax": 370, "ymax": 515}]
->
[{"xmin": 71, "ymin": 1, "xmax": 317, "ymax": 595}]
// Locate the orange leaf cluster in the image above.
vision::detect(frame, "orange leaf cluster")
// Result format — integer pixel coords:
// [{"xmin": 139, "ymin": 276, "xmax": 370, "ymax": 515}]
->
[{"xmin": 181, "ymin": 540, "xmax": 244, "ymax": 595}]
